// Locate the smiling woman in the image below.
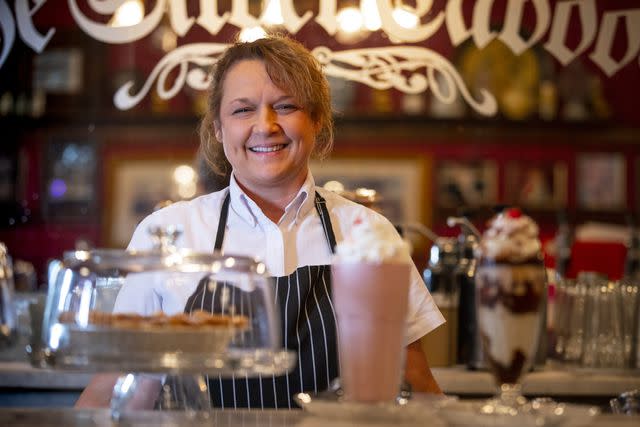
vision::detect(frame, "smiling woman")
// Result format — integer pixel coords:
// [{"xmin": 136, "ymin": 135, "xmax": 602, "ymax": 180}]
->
[{"xmin": 78, "ymin": 33, "xmax": 445, "ymax": 410}]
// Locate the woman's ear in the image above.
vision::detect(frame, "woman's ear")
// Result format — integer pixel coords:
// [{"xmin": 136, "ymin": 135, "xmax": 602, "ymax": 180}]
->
[{"xmin": 213, "ymin": 121, "xmax": 222, "ymax": 142}]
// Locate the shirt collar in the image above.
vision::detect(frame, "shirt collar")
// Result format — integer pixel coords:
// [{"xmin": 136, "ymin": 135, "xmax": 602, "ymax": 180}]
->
[
  {"xmin": 228, "ymin": 174, "xmax": 258, "ymax": 227},
  {"xmin": 227, "ymin": 171, "xmax": 316, "ymax": 227},
  {"xmin": 285, "ymin": 171, "xmax": 315, "ymax": 226}
]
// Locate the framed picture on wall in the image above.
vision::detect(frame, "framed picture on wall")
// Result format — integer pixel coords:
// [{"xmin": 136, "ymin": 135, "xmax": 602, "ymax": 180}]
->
[
  {"xmin": 103, "ymin": 146, "xmax": 197, "ymax": 248},
  {"xmin": 505, "ymin": 161, "xmax": 568, "ymax": 209},
  {"xmin": 577, "ymin": 153, "xmax": 626, "ymax": 211},
  {"xmin": 310, "ymin": 155, "xmax": 431, "ymax": 227},
  {"xmin": 435, "ymin": 160, "xmax": 498, "ymax": 209}
]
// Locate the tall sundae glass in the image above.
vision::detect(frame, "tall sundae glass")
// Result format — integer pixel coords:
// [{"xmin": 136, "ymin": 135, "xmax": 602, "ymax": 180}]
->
[{"xmin": 475, "ymin": 208, "xmax": 546, "ymax": 413}]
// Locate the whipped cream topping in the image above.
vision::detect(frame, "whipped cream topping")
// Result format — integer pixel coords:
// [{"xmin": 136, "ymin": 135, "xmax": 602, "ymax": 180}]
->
[
  {"xmin": 478, "ymin": 208, "xmax": 542, "ymax": 262},
  {"xmin": 334, "ymin": 217, "xmax": 410, "ymax": 264}
]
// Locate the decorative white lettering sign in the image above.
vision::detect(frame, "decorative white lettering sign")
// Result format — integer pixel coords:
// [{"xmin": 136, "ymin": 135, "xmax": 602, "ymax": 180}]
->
[{"xmin": 0, "ymin": 0, "xmax": 638, "ymax": 115}]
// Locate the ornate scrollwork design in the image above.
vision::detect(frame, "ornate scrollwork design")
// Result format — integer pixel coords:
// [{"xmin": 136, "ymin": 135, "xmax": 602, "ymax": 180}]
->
[
  {"xmin": 113, "ymin": 43, "xmax": 230, "ymax": 110},
  {"xmin": 312, "ymin": 45, "xmax": 498, "ymax": 116},
  {"xmin": 114, "ymin": 42, "xmax": 497, "ymax": 116}
]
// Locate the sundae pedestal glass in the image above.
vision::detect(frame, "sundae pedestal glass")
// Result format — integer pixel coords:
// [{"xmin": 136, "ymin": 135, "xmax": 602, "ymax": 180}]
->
[
  {"xmin": 475, "ymin": 254, "xmax": 546, "ymax": 413},
  {"xmin": 438, "ymin": 210, "xmax": 600, "ymax": 425}
]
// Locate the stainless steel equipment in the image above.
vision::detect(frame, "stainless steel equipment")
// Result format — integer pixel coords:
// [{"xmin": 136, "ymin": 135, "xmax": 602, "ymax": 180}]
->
[
  {"xmin": 421, "ymin": 227, "xmax": 459, "ymax": 366},
  {"xmin": 0, "ymin": 242, "xmax": 17, "ymax": 349},
  {"xmin": 447, "ymin": 216, "xmax": 481, "ymax": 369}
]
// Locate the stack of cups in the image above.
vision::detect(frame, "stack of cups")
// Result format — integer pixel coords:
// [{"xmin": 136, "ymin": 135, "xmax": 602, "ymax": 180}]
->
[
  {"xmin": 619, "ymin": 278, "xmax": 640, "ymax": 368},
  {"xmin": 581, "ymin": 273, "xmax": 624, "ymax": 369},
  {"xmin": 552, "ymin": 271, "xmax": 638, "ymax": 370}
]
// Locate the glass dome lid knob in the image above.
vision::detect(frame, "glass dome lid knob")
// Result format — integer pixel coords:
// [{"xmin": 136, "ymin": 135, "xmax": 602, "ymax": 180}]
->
[{"xmin": 148, "ymin": 225, "xmax": 183, "ymax": 253}]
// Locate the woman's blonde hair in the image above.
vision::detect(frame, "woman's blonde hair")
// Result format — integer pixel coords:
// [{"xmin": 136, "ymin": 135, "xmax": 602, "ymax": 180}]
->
[{"xmin": 199, "ymin": 34, "xmax": 334, "ymax": 176}]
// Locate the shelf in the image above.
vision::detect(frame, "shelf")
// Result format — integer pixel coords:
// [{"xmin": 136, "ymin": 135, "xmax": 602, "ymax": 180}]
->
[{"xmin": 2, "ymin": 114, "xmax": 639, "ymax": 144}]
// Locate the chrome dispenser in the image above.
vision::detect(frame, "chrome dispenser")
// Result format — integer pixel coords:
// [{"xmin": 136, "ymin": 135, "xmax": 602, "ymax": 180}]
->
[
  {"xmin": 422, "ymin": 231, "xmax": 459, "ymax": 366},
  {"xmin": 447, "ymin": 216, "xmax": 482, "ymax": 369}
]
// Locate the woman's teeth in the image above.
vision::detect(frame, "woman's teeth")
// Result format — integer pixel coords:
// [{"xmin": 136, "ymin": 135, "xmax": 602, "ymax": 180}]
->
[{"xmin": 250, "ymin": 145, "xmax": 286, "ymax": 153}]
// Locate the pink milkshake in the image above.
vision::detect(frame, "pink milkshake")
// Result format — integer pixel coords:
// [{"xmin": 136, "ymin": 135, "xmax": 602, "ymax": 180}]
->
[{"xmin": 332, "ymin": 218, "xmax": 412, "ymax": 403}]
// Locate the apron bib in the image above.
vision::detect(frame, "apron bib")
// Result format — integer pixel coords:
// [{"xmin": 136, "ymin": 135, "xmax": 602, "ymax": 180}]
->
[{"xmin": 183, "ymin": 192, "xmax": 339, "ymax": 409}]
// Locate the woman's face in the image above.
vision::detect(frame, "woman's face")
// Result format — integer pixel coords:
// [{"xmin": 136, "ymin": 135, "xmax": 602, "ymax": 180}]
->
[{"xmin": 215, "ymin": 59, "xmax": 318, "ymax": 196}]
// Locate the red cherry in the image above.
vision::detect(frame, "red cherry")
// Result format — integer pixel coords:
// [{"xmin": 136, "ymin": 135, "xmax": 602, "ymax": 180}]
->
[{"xmin": 506, "ymin": 208, "xmax": 522, "ymax": 218}]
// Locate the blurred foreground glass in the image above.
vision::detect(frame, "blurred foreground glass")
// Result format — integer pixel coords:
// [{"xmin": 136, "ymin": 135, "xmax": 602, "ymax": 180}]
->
[
  {"xmin": 610, "ymin": 389, "xmax": 640, "ymax": 415},
  {"xmin": 332, "ymin": 262, "xmax": 410, "ymax": 403}
]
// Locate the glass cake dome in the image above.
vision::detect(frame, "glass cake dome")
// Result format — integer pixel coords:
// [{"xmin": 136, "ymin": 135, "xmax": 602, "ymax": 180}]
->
[{"xmin": 38, "ymin": 225, "xmax": 295, "ymax": 375}]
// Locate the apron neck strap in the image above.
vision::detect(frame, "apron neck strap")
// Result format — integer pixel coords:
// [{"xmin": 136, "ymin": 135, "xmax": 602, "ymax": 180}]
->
[{"xmin": 214, "ymin": 190, "xmax": 337, "ymax": 254}]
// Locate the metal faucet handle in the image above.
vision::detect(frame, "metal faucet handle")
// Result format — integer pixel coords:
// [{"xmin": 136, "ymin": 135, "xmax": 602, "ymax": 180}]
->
[
  {"xmin": 446, "ymin": 216, "xmax": 481, "ymax": 240},
  {"xmin": 399, "ymin": 222, "xmax": 439, "ymax": 243}
]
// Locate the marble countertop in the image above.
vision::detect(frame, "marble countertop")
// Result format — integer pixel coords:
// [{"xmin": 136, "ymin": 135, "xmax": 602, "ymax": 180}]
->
[
  {"xmin": 0, "ymin": 407, "xmax": 638, "ymax": 427},
  {"xmin": 1, "ymin": 360, "xmax": 638, "ymax": 397},
  {"xmin": 432, "ymin": 365, "xmax": 640, "ymax": 397}
]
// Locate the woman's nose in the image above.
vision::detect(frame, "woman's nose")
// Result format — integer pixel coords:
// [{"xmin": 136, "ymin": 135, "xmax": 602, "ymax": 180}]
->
[{"xmin": 254, "ymin": 107, "xmax": 278, "ymax": 134}]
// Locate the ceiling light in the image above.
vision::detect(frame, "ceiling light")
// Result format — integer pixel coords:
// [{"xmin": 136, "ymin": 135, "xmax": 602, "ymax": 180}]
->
[
  {"xmin": 109, "ymin": 0, "xmax": 145, "ymax": 28},
  {"xmin": 393, "ymin": 6, "xmax": 419, "ymax": 29},
  {"xmin": 261, "ymin": 0, "xmax": 284, "ymax": 25},
  {"xmin": 337, "ymin": 7, "xmax": 363, "ymax": 34},
  {"xmin": 361, "ymin": 0, "xmax": 382, "ymax": 31},
  {"xmin": 239, "ymin": 26, "xmax": 268, "ymax": 42}
]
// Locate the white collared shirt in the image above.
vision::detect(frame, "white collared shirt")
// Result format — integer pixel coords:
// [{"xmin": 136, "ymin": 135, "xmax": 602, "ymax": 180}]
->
[{"xmin": 115, "ymin": 171, "xmax": 444, "ymax": 344}]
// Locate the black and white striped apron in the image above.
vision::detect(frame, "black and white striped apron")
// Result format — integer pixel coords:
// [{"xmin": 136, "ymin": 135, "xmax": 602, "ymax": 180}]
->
[{"xmin": 183, "ymin": 191, "xmax": 339, "ymax": 409}]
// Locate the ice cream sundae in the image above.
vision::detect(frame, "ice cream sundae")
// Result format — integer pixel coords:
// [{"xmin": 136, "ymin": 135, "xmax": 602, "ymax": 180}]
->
[
  {"xmin": 332, "ymin": 217, "xmax": 411, "ymax": 402},
  {"xmin": 475, "ymin": 208, "xmax": 546, "ymax": 385}
]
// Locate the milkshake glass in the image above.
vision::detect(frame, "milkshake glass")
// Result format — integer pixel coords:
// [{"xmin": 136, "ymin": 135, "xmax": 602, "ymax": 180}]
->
[
  {"xmin": 331, "ymin": 218, "xmax": 412, "ymax": 403},
  {"xmin": 332, "ymin": 262, "xmax": 409, "ymax": 402}
]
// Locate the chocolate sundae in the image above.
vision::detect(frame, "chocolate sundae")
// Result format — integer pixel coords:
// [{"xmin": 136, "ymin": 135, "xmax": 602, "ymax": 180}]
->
[{"xmin": 475, "ymin": 208, "xmax": 546, "ymax": 385}]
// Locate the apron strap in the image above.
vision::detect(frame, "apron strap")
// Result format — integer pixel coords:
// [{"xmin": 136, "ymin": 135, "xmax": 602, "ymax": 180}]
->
[
  {"xmin": 213, "ymin": 190, "xmax": 337, "ymax": 254},
  {"xmin": 214, "ymin": 191, "xmax": 230, "ymax": 251},
  {"xmin": 314, "ymin": 192, "xmax": 337, "ymax": 254}
]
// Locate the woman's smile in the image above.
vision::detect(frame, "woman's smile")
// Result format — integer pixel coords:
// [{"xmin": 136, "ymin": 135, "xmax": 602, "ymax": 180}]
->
[{"xmin": 248, "ymin": 143, "xmax": 289, "ymax": 153}]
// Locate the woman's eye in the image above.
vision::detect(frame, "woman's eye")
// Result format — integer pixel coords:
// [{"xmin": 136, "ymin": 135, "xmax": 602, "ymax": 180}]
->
[
  {"xmin": 232, "ymin": 107, "xmax": 252, "ymax": 114},
  {"xmin": 276, "ymin": 104, "xmax": 298, "ymax": 112}
]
